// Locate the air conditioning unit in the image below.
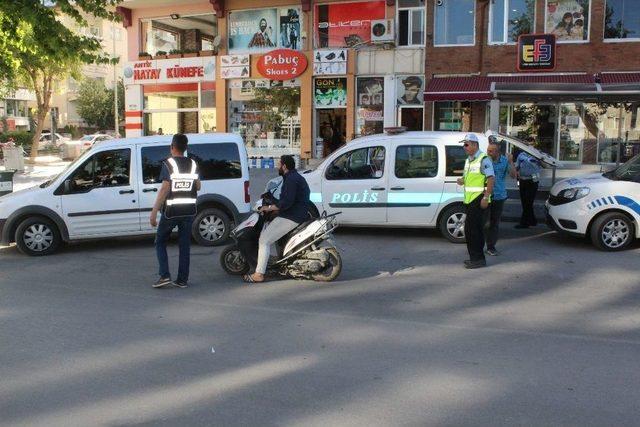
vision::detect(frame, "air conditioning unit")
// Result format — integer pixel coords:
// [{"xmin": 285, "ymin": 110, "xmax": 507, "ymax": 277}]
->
[{"xmin": 370, "ymin": 19, "xmax": 395, "ymax": 43}]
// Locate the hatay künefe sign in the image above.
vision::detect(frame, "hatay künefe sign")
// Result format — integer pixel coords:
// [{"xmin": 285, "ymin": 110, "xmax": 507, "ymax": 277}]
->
[{"xmin": 256, "ymin": 49, "xmax": 308, "ymax": 80}]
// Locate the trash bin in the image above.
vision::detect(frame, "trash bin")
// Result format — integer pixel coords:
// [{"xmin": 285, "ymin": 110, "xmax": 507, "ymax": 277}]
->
[
  {"xmin": 61, "ymin": 141, "xmax": 82, "ymax": 160},
  {"xmin": 0, "ymin": 170, "xmax": 15, "ymax": 197},
  {"xmin": 2, "ymin": 147, "xmax": 25, "ymax": 172}
]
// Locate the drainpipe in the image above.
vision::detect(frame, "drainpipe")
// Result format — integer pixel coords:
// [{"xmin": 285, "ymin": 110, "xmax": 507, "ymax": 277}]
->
[{"xmin": 477, "ymin": 0, "xmax": 490, "ymax": 75}]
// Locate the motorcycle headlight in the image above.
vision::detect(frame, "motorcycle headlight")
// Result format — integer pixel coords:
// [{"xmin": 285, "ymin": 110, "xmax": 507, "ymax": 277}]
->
[{"xmin": 558, "ymin": 187, "xmax": 590, "ymax": 201}]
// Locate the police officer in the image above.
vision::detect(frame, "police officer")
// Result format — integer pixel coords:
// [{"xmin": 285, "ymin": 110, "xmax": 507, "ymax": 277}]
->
[
  {"xmin": 515, "ymin": 136, "xmax": 542, "ymax": 229},
  {"xmin": 457, "ymin": 134, "xmax": 495, "ymax": 269},
  {"xmin": 150, "ymin": 134, "xmax": 201, "ymax": 288}
]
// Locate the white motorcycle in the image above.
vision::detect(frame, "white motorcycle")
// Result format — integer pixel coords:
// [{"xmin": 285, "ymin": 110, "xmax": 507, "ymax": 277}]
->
[{"xmin": 220, "ymin": 180, "xmax": 342, "ymax": 282}]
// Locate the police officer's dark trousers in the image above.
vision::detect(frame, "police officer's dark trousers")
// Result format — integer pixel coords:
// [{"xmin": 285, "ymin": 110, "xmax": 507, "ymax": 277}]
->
[
  {"xmin": 518, "ymin": 179, "xmax": 538, "ymax": 226},
  {"xmin": 464, "ymin": 195, "xmax": 487, "ymax": 262}
]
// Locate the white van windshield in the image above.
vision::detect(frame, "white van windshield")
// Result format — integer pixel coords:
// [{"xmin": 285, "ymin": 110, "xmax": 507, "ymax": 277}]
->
[{"xmin": 604, "ymin": 154, "xmax": 640, "ymax": 182}]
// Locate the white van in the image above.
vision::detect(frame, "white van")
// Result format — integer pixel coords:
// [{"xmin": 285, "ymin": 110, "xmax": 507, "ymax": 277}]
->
[
  {"xmin": 0, "ymin": 134, "xmax": 250, "ymax": 255},
  {"xmin": 546, "ymin": 153, "xmax": 640, "ymax": 251},
  {"xmin": 302, "ymin": 131, "xmax": 489, "ymax": 242}
]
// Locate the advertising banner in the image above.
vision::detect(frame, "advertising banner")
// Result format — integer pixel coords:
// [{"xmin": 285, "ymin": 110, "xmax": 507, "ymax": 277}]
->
[
  {"xmin": 123, "ymin": 57, "xmax": 215, "ymax": 85},
  {"xmin": 313, "ymin": 49, "xmax": 347, "ymax": 76},
  {"xmin": 220, "ymin": 54, "xmax": 250, "ymax": 79},
  {"xmin": 357, "ymin": 76, "xmax": 384, "ymax": 121},
  {"xmin": 545, "ymin": 0, "xmax": 590, "ymax": 42},
  {"xmin": 315, "ymin": 1, "xmax": 386, "ymax": 48},
  {"xmin": 396, "ymin": 76, "xmax": 424, "ymax": 105},
  {"xmin": 314, "ymin": 78, "xmax": 347, "ymax": 108},
  {"xmin": 517, "ymin": 34, "xmax": 556, "ymax": 71},
  {"xmin": 229, "ymin": 8, "xmax": 303, "ymax": 53}
]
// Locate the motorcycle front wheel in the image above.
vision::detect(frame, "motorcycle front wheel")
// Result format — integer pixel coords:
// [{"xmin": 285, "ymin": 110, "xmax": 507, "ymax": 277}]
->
[
  {"xmin": 311, "ymin": 248, "xmax": 342, "ymax": 282},
  {"xmin": 220, "ymin": 245, "xmax": 250, "ymax": 276}
]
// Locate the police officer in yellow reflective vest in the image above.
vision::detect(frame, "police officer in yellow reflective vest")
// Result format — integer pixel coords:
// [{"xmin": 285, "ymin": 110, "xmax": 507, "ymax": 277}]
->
[
  {"xmin": 457, "ymin": 134, "xmax": 495, "ymax": 269},
  {"xmin": 150, "ymin": 134, "xmax": 201, "ymax": 288}
]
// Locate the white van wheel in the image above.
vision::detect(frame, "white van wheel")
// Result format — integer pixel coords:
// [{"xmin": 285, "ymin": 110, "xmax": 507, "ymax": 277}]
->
[
  {"xmin": 439, "ymin": 205, "xmax": 466, "ymax": 243},
  {"xmin": 15, "ymin": 216, "xmax": 61, "ymax": 256},
  {"xmin": 193, "ymin": 208, "xmax": 231, "ymax": 246},
  {"xmin": 591, "ymin": 212, "xmax": 634, "ymax": 251}
]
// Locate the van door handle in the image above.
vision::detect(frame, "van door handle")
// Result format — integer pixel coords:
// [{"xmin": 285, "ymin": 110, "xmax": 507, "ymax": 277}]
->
[
  {"xmin": 143, "ymin": 188, "xmax": 158, "ymax": 193},
  {"xmin": 390, "ymin": 186, "xmax": 405, "ymax": 191},
  {"xmin": 370, "ymin": 187, "xmax": 385, "ymax": 191},
  {"xmin": 119, "ymin": 189, "xmax": 134, "ymax": 194}
]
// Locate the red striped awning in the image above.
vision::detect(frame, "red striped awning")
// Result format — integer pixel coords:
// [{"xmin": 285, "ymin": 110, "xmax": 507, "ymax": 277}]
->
[
  {"xmin": 424, "ymin": 74, "xmax": 595, "ymax": 101},
  {"xmin": 600, "ymin": 72, "xmax": 640, "ymax": 84}
]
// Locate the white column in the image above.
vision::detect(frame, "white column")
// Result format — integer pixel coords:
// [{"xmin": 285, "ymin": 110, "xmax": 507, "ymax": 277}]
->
[{"xmin": 125, "ymin": 84, "xmax": 143, "ymax": 138}]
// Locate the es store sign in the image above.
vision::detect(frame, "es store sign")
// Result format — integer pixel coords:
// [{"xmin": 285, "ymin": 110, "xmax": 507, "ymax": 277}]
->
[{"xmin": 257, "ymin": 49, "xmax": 307, "ymax": 80}]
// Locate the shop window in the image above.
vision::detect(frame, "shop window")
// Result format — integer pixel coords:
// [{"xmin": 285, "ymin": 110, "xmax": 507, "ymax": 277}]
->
[
  {"xmin": 398, "ymin": 0, "xmax": 425, "ymax": 46},
  {"xmin": 228, "ymin": 80, "xmax": 301, "ymax": 153},
  {"xmin": 434, "ymin": 101, "xmax": 471, "ymax": 131},
  {"xmin": 144, "ymin": 87, "xmax": 198, "ymax": 110},
  {"xmin": 490, "ymin": 0, "xmax": 535, "ymax": 44},
  {"xmin": 144, "ymin": 112, "xmax": 199, "ymax": 136},
  {"xmin": 395, "ymin": 145, "xmax": 438, "ymax": 178},
  {"xmin": 141, "ymin": 14, "xmax": 217, "ymax": 55},
  {"xmin": 545, "ymin": 0, "xmax": 590, "ymax": 42},
  {"xmin": 326, "ymin": 146, "xmax": 386, "ymax": 180},
  {"xmin": 604, "ymin": 0, "xmax": 640, "ymax": 40},
  {"xmin": 445, "ymin": 145, "xmax": 467, "ymax": 176},
  {"xmin": 66, "ymin": 149, "xmax": 131, "ymax": 193},
  {"xmin": 356, "ymin": 77, "xmax": 385, "ymax": 137},
  {"xmin": 434, "ymin": 0, "xmax": 475, "ymax": 46},
  {"xmin": 6, "ymin": 100, "xmax": 28, "ymax": 117}
]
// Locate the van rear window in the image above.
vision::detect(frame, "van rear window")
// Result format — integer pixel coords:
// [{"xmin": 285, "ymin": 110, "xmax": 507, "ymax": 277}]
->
[{"xmin": 141, "ymin": 143, "xmax": 242, "ymax": 184}]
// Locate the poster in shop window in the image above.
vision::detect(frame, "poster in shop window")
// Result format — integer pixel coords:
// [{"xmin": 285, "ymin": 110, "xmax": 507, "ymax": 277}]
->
[
  {"xmin": 545, "ymin": 0, "xmax": 590, "ymax": 41},
  {"xmin": 357, "ymin": 77, "xmax": 384, "ymax": 121},
  {"xmin": 315, "ymin": 1, "xmax": 386, "ymax": 48},
  {"xmin": 228, "ymin": 8, "xmax": 303, "ymax": 53},
  {"xmin": 396, "ymin": 76, "xmax": 424, "ymax": 105},
  {"xmin": 314, "ymin": 78, "xmax": 347, "ymax": 108}
]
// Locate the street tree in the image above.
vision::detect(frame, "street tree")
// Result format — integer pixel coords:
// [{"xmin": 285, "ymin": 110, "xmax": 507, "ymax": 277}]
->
[
  {"xmin": 76, "ymin": 78, "xmax": 124, "ymax": 131},
  {"xmin": 0, "ymin": 0, "xmax": 121, "ymax": 158}
]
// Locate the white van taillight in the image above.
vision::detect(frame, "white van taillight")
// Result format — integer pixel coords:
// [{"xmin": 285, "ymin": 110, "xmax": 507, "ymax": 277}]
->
[{"xmin": 244, "ymin": 180, "xmax": 250, "ymax": 203}]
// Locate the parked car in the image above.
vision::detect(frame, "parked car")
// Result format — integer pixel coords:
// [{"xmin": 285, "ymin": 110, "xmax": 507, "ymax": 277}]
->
[
  {"xmin": 39, "ymin": 133, "xmax": 69, "ymax": 148},
  {"xmin": 0, "ymin": 133, "xmax": 251, "ymax": 255},
  {"xmin": 301, "ymin": 130, "xmax": 557, "ymax": 243},
  {"xmin": 77, "ymin": 134, "xmax": 114, "ymax": 150},
  {"xmin": 546, "ymin": 153, "xmax": 640, "ymax": 251},
  {"xmin": 59, "ymin": 134, "xmax": 115, "ymax": 160}
]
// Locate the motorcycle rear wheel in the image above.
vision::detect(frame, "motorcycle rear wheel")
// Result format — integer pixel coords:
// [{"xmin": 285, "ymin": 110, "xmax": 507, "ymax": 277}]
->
[
  {"xmin": 220, "ymin": 245, "xmax": 250, "ymax": 276},
  {"xmin": 311, "ymin": 248, "xmax": 342, "ymax": 282}
]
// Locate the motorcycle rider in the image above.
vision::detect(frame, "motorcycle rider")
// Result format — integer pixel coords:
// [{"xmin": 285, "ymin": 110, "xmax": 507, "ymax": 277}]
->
[{"xmin": 243, "ymin": 155, "xmax": 311, "ymax": 283}]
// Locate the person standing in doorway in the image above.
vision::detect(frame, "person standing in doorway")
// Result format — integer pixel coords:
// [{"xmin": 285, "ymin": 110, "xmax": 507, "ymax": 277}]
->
[
  {"xmin": 485, "ymin": 139, "xmax": 516, "ymax": 256},
  {"xmin": 457, "ymin": 134, "xmax": 495, "ymax": 269},
  {"xmin": 515, "ymin": 136, "xmax": 542, "ymax": 229},
  {"xmin": 150, "ymin": 134, "xmax": 201, "ymax": 288}
]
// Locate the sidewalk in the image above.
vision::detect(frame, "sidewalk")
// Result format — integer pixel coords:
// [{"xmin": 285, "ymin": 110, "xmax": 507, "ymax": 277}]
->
[{"xmin": 1, "ymin": 157, "xmax": 70, "ymax": 192}]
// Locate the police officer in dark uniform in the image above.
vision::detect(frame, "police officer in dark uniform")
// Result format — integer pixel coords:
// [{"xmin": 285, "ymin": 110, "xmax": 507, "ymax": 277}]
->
[{"xmin": 150, "ymin": 134, "xmax": 201, "ymax": 288}]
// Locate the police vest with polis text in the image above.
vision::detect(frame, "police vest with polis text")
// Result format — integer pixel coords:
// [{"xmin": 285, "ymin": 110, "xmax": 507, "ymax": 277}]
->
[{"xmin": 164, "ymin": 157, "xmax": 199, "ymax": 218}]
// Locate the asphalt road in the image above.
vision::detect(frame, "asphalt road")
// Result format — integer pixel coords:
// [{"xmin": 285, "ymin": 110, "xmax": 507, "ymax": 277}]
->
[{"xmin": 1, "ymin": 224, "xmax": 640, "ymax": 426}]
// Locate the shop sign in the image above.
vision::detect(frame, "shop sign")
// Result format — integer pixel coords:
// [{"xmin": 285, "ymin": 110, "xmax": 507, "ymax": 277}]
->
[
  {"xmin": 220, "ymin": 54, "xmax": 250, "ymax": 79},
  {"xmin": 315, "ymin": 1, "xmax": 386, "ymax": 48},
  {"xmin": 228, "ymin": 8, "xmax": 302, "ymax": 54},
  {"xmin": 123, "ymin": 57, "xmax": 215, "ymax": 85},
  {"xmin": 517, "ymin": 34, "xmax": 556, "ymax": 72},
  {"xmin": 313, "ymin": 49, "xmax": 347, "ymax": 76},
  {"xmin": 256, "ymin": 49, "xmax": 307, "ymax": 80},
  {"xmin": 396, "ymin": 76, "xmax": 424, "ymax": 106},
  {"xmin": 314, "ymin": 78, "xmax": 347, "ymax": 108}
]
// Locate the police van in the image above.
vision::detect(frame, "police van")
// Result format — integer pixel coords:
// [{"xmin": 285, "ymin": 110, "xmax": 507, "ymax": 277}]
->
[
  {"xmin": 546, "ymin": 154, "xmax": 640, "ymax": 251},
  {"xmin": 0, "ymin": 134, "xmax": 250, "ymax": 255},
  {"xmin": 302, "ymin": 130, "xmax": 492, "ymax": 243}
]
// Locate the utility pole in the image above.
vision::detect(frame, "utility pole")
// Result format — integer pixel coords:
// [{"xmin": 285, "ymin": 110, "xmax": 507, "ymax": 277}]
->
[{"xmin": 113, "ymin": 24, "xmax": 119, "ymax": 137}]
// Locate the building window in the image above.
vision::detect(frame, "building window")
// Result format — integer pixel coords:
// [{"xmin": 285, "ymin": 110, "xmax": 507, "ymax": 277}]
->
[
  {"xmin": 490, "ymin": 0, "xmax": 535, "ymax": 44},
  {"xmin": 545, "ymin": 0, "xmax": 590, "ymax": 42},
  {"xmin": 604, "ymin": 0, "xmax": 640, "ymax": 40},
  {"xmin": 434, "ymin": 101, "xmax": 471, "ymax": 131},
  {"xmin": 398, "ymin": 0, "xmax": 425, "ymax": 46},
  {"xmin": 228, "ymin": 80, "xmax": 301, "ymax": 154},
  {"xmin": 6, "ymin": 100, "xmax": 28, "ymax": 118},
  {"xmin": 434, "ymin": 0, "xmax": 475, "ymax": 46},
  {"xmin": 141, "ymin": 14, "xmax": 217, "ymax": 55}
]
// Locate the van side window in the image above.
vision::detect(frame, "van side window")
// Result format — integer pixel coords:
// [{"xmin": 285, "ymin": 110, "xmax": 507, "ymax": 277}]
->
[
  {"xmin": 445, "ymin": 145, "xmax": 467, "ymax": 176},
  {"xmin": 66, "ymin": 149, "xmax": 131, "ymax": 193},
  {"xmin": 141, "ymin": 143, "xmax": 242, "ymax": 184},
  {"xmin": 395, "ymin": 145, "xmax": 438, "ymax": 178},
  {"xmin": 326, "ymin": 146, "xmax": 385, "ymax": 180}
]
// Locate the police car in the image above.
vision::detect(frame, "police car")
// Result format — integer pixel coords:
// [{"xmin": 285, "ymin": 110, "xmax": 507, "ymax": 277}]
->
[
  {"xmin": 546, "ymin": 154, "xmax": 640, "ymax": 251},
  {"xmin": 300, "ymin": 129, "xmax": 555, "ymax": 243}
]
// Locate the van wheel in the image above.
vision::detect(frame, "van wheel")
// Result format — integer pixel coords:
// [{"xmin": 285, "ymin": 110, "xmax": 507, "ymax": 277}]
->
[
  {"xmin": 439, "ymin": 204, "xmax": 466, "ymax": 243},
  {"xmin": 590, "ymin": 212, "xmax": 634, "ymax": 251},
  {"xmin": 15, "ymin": 216, "xmax": 61, "ymax": 256},
  {"xmin": 193, "ymin": 208, "xmax": 231, "ymax": 246}
]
